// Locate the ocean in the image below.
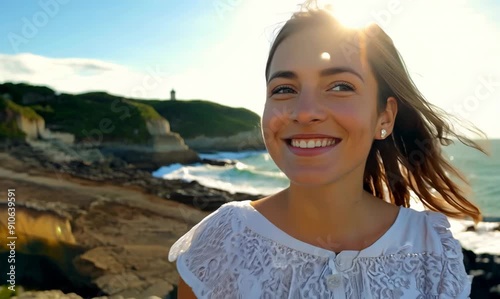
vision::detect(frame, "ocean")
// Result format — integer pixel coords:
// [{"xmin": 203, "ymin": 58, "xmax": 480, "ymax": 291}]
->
[{"xmin": 153, "ymin": 139, "xmax": 500, "ymax": 254}]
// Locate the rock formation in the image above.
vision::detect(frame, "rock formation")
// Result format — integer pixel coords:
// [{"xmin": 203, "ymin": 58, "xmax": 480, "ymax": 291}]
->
[
  {"xmin": 14, "ymin": 113, "xmax": 45, "ymax": 139},
  {"xmin": 0, "ymin": 146, "xmax": 261, "ymax": 298},
  {"xmin": 100, "ymin": 118, "xmax": 199, "ymax": 170},
  {"xmin": 184, "ymin": 127, "xmax": 265, "ymax": 152}
]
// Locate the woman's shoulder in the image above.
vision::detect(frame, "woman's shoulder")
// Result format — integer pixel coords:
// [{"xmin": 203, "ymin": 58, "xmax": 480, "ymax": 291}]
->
[
  {"xmin": 394, "ymin": 206, "xmax": 461, "ymax": 255},
  {"xmin": 401, "ymin": 206, "xmax": 451, "ymax": 226},
  {"xmin": 401, "ymin": 207, "xmax": 453, "ymax": 234},
  {"xmin": 167, "ymin": 200, "xmax": 256, "ymax": 297},
  {"xmin": 168, "ymin": 200, "xmax": 251, "ymax": 262}
]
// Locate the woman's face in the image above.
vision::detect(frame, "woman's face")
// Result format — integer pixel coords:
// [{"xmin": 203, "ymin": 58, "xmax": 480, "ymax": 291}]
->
[{"xmin": 262, "ymin": 27, "xmax": 389, "ymax": 186}]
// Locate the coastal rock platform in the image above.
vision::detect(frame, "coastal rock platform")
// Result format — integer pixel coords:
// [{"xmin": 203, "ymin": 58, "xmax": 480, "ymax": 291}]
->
[{"xmin": 0, "ymin": 147, "xmax": 260, "ymax": 298}]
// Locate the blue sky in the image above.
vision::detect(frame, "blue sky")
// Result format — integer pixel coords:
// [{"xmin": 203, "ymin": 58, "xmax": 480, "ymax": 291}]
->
[
  {"xmin": 0, "ymin": 0, "xmax": 232, "ymax": 72},
  {"xmin": 0, "ymin": 0, "xmax": 499, "ymax": 138}
]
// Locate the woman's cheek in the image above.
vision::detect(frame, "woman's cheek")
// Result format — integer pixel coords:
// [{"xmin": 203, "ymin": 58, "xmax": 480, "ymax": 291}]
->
[
  {"xmin": 330, "ymin": 103, "xmax": 371, "ymax": 130},
  {"xmin": 261, "ymin": 111, "xmax": 279, "ymax": 144},
  {"xmin": 263, "ymin": 104, "xmax": 292, "ymax": 135}
]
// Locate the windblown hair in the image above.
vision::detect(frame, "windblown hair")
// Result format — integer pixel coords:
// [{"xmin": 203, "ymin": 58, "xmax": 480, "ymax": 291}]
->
[{"xmin": 265, "ymin": 3, "xmax": 486, "ymax": 222}]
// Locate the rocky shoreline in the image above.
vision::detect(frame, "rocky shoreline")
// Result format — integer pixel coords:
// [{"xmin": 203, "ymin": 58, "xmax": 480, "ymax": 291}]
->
[
  {"xmin": 0, "ymin": 142, "xmax": 499, "ymax": 298},
  {"xmin": 0, "ymin": 143, "xmax": 261, "ymax": 299},
  {"xmin": 463, "ymin": 248, "xmax": 500, "ymax": 298},
  {"xmin": 8, "ymin": 142, "xmax": 260, "ymax": 211}
]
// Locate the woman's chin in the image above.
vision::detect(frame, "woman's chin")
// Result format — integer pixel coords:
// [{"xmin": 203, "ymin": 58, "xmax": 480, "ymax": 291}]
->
[{"xmin": 287, "ymin": 174, "xmax": 337, "ymax": 187}]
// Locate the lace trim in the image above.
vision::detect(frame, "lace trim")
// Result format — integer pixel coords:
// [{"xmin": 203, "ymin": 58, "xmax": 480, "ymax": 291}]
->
[{"xmin": 428, "ymin": 211, "xmax": 471, "ymax": 298}]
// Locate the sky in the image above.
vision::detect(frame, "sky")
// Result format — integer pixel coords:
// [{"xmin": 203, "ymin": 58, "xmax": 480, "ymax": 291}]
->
[{"xmin": 0, "ymin": 0, "xmax": 499, "ymax": 138}]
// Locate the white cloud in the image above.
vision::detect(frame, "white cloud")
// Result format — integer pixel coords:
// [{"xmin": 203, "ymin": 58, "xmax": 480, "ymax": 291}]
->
[{"xmin": 0, "ymin": 53, "xmax": 141, "ymax": 95}]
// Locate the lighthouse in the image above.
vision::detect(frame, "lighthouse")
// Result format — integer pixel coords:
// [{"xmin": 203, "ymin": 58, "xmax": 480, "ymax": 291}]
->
[{"xmin": 170, "ymin": 89, "xmax": 176, "ymax": 101}]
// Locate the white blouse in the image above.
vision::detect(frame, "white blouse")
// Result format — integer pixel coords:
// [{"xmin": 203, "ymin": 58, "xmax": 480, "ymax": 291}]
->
[{"xmin": 168, "ymin": 200, "xmax": 471, "ymax": 298}]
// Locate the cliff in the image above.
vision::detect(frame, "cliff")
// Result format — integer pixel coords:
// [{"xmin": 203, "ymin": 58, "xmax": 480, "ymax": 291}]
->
[
  {"xmin": 144, "ymin": 99, "xmax": 265, "ymax": 151},
  {"xmin": 184, "ymin": 127, "xmax": 264, "ymax": 152},
  {"xmin": 98, "ymin": 117, "xmax": 198, "ymax": 169},
  {"xmin": 0, "ymin": 95, "xmax": 45, "ymax": 140},
  {"xmin": 0, "ymin": 84, "xmax": 199, "ymax": 168},
  {"xmin": 0, "ymin": 82, "xmax": 265, "ymax": 155}
]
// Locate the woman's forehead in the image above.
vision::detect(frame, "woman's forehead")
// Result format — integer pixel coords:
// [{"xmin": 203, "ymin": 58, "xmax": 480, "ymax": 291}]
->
[{"xmin": 269, "ymin": 28, "xmax": 368, "ymax": 76}]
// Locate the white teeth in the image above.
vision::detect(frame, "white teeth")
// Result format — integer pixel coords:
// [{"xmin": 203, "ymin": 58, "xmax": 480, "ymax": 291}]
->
[{"xmin": 290, "ymin": 138, "xmax": 338, "ymax": 149}]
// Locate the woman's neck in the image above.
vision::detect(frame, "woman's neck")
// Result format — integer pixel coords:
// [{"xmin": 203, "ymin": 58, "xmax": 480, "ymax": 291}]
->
[
  {"xmin": 283, "ymin": 182, "xmax": 368, "ymax": 234},
  {"xmin": 251, "ymin": 164, "xmax": 399, "ymax": 253}
]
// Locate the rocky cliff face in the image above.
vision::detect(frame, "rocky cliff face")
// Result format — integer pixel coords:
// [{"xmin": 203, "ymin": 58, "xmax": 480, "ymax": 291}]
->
[
  {"xmin": 0, "ymin": 106, "xmax": 45, "ymax": 139},
  {"xmin": 99, "ymin": 118, "xmax": 199, "ymax": 169},
  {"xmin": 184, "ymin": 128, "xmax": 265, "ymax": 152},
  {"xmin": 16, "ymin": 113, "xmax": 45, "ymax": 139},
  {"xmin": 7, "ymin": 110, "xmax": 199, "ymax": 169},
  {"xmin": 146, "ymin": 119, "xmax": 170, "ymax": 136},
  {"xmin": 151, "ymin": 133, "xmax": 187, "ymax": 152},
  {"xmin": 145, "ymin": 119, "xmax": 189, "ymax": 152}
]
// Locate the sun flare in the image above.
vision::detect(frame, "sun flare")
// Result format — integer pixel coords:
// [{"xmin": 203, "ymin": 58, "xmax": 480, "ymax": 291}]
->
[
  {"xmin": 317, "ymin": 0, "xmax": 380, "ymax": 28},
  {"xmin": 320, "ymin": 52, "xmax": 331, "ymax": 60}
]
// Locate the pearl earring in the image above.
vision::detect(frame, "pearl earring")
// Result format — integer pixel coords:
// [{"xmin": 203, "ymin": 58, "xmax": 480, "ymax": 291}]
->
[{"xmin": 381, "ymin": 129, "xmax": 387, "ymax": 139}]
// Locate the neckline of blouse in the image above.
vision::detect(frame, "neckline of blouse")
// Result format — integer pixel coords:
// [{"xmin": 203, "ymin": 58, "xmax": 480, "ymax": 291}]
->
[{"xmin": 238, "ymin": 199, "xmax": 407, "ymax": 260}]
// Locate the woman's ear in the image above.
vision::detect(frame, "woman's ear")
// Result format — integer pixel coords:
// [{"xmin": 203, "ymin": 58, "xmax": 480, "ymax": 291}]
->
[{"xmin": 377, "ymin": 97, "xmax": 398, "ymax": 139}]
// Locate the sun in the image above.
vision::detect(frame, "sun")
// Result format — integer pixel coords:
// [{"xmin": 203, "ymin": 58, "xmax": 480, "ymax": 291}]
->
[{"xmin": 317, "ymin": 0, "xmax": 382, "ymax": 29}]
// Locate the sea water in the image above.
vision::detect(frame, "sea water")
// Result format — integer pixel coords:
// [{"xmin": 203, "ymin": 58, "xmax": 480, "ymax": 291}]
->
[{"xmin": 153, "ymin": 150, "xmax": 288, "ymax": 196}]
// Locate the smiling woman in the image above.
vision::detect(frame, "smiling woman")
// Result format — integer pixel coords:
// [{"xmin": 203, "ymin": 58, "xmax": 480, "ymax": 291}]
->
[{"xmin": 168, "ymin": 1, "xmax": 486, "ymax": 298}]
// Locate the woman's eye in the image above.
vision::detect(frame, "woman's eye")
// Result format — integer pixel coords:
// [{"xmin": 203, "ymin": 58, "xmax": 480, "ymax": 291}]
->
[
  {"xmin": 271, "ymin": 85, "xmax": 296, "ymax": 95},
  {"xmin": 330, "ymin": 82, "xmax": 355, "ymax": 92}
]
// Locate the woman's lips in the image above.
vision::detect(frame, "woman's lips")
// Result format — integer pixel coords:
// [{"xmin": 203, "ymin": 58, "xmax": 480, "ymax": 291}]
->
[{"xmin": 285, "ymin": 135, "xmax": 342, "ymax": 157}]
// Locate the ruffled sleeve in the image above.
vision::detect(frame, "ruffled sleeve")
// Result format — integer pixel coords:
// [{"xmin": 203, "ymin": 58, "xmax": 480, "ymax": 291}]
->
[
  {"xmin": 428, "ymin": 211, "xmax": 471, "ymax": 299},
  {"xmin": 168, "ymin": 203, "xmax": 239, "ymax": 297}
]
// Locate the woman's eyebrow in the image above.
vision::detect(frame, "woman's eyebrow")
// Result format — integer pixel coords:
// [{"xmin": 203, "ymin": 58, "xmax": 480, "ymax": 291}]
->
[
  {"xmin": 267, "ymin": 66, "xmax": 364, "ymax": 84},
  {"xmin": 320, "ymin": 66, "xmax": 364, "ymax": 82},
  {"xmin": 267, "ymin": 70, "xmax": 297, "ymax": 84}
]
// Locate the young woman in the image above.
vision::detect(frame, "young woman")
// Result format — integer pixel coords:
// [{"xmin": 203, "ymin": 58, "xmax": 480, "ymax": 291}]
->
[{"xmin": 169, "ymin": 3, "xmax": 485, "ymax": 298}]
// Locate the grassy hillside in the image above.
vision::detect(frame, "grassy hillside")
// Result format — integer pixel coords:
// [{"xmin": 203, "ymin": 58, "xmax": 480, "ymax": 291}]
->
[
  {"xmin": 143, "ymin": 99, "xmax": 261, "ymax": 138},
  {"xmin": 33, "ymin": 92, "xmax": 157, "ymax": 143},
  {"xmin": 0, "ymin": 83, "xmax": 262, "ymax": 143},
  {"xmin": 0, "ymin": 82, "xmax": 56, "ymax": 101}
]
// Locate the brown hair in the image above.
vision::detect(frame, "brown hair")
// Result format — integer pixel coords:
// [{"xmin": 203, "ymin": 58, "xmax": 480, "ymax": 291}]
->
[{"xmin": 265, "ymin": 4, "xmax": 487, "ymax": 222}]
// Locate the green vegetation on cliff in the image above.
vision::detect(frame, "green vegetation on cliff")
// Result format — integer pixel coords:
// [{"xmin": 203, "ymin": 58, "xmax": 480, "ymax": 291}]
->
[
  {"xmin": 126, "ymin": 99, "xmax": 163, "ymax": 121},
  {"xmin": 0, "ymin": 83, "xmax": 262, "ymax": 143},
  {"xmin": 0, "ymin": 97, "xmax": 43, "ymax": 121},
  {"xmin": 143, "ymin": 99, "xmax": 261, "ymax": 138},
  {"xmin": 35, "ymin": 92, "xmax": 155, "ymax": 143},
  {"xmin": 0, "ymin": 82, "xmax": 55, "ymax": 102},
  {"xmin": 0, "ymin": 96, "xmax": 43, "ymax": 139}
]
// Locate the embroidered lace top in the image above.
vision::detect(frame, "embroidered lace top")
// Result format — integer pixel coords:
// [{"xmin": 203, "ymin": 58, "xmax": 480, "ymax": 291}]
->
[{"xmin": 168, "ymin": 200, "xmax": 471, "ymax": 298}]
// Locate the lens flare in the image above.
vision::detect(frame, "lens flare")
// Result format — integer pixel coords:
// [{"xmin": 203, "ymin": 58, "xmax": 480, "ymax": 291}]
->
[{"xmin": 320, "ymin": 52, "xmax": 331, "ymax": 60}]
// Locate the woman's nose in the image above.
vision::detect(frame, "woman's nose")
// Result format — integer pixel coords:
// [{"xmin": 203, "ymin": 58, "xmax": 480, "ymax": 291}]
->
[{"xmin": 290, "ymin": 91, "xmax": 326, "ymax": 124}]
